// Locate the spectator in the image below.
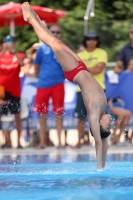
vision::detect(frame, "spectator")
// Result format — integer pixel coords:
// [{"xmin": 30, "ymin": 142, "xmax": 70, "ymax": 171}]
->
[
  {"xmin": 0, "ymin": 43, "xmax": 36, "ymax": 149},
  {"xmin": 124, "ymin": 57, "xmax": 133, "ymax": 143},
  {"xmin": 20, "ymin": 43, "xmax": 41, "ymax": 78},
  {"xmin": 117, "ymin": 25, "xmax": 133, "ymax": 70},
  {"xmin": 126, "ymin": 57, "xmax": 133, "ymax": 73},
  {"xmin": 108, "ymin": 98, "xmax": 132, "ymax": 145},
  {"xmin": 21, "ymin": 43, "xmax": 53, "ymax": 147},
  {"xmin": 20, "ymin": 43, "xmax": 39, "ymax": 147},
  {"xmin": 105, "ymin": 64, "xmax": 133, "ymax": 145},
  {"xmin": 33, "ymin": 25, "xmax": 65, "ymax": 149},
  {"xmin": 77, "ymin": 44, "xmax": 85, "ymax": 53},
  {"xmin": 74, "ymin": 30, "xmax": 108, "ymax": 148},
  {"xmin": 0, "ymin": 113, "xmax": 14, "ymax": 148},
  {"xmin": 0, "ymin": 35, "xmax": 25, "ymax": 148},
  {"xmin": 0, "ymin": 98, "xmax": 29, "ymax": 149}
]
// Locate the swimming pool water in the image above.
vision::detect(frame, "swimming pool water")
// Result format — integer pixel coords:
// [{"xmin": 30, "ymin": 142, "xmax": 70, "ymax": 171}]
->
[{"xmin": 0, "ymin": 153, "xmax": 133, "ymax": 200}]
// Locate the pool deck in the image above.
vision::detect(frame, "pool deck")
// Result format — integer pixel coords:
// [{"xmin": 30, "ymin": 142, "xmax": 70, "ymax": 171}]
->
[{"xmin": 0, "ymin": 144, "xmax": 133, "ymax": 155}]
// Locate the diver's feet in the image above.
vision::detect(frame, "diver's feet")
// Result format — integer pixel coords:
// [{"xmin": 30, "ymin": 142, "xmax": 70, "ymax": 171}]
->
[
  {"xmin": 22, "ymin": 2, "xmax": 31, "ymax": 22},
  {"xmin": 22, "ymin": 2, "xmax": 40, "ymax": 23}
]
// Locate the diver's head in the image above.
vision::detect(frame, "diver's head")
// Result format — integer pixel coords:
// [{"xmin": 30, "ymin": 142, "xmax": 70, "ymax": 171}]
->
[{"xmin": 100, "ymin": 114, "xmax": 112, "ymax": 132}]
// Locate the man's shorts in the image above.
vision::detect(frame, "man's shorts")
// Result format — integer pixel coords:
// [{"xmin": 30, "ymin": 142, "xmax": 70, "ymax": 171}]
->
[
  {"xmin": 0, "ymin": 92, "xmax": 21, "ymax": 115},
  {"xmin": 74, "ymin": 91, "xmax": 87, "ymax": 119},
  {"xmin": 64, "ymin": 61, "xmax": 90, "ymax": 82},
  {"xmin": 34, "ymin": 83, "xmax": 65, "ymax": 114}
]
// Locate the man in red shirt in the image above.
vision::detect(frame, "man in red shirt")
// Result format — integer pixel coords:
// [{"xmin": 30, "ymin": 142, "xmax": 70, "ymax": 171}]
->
[{"xmin": 0, "ymin": 35, "xmax": 25, "ymax": 148}]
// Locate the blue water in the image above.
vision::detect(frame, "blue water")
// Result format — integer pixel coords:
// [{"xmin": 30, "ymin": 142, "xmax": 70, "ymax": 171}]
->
[{"xmin": 0, "ymin": 153, "xmax": 133, "ymax": 200}]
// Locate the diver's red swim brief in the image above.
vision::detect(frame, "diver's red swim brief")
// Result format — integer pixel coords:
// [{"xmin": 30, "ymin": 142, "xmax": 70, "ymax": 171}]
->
[{"xmin": 64, "ymin": 61, "xmax": 90, "ymax": 82}]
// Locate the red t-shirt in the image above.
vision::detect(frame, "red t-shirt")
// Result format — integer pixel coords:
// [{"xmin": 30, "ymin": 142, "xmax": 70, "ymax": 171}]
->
[{"xmin": 0, "ymin": 52, "xmax": 25, "ymax": 97}]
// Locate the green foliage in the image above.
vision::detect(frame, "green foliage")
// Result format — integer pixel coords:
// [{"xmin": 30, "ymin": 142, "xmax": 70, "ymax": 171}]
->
[{"xmin": 0, "ymin": 0, "xmax": 132, "ymax": 61}]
